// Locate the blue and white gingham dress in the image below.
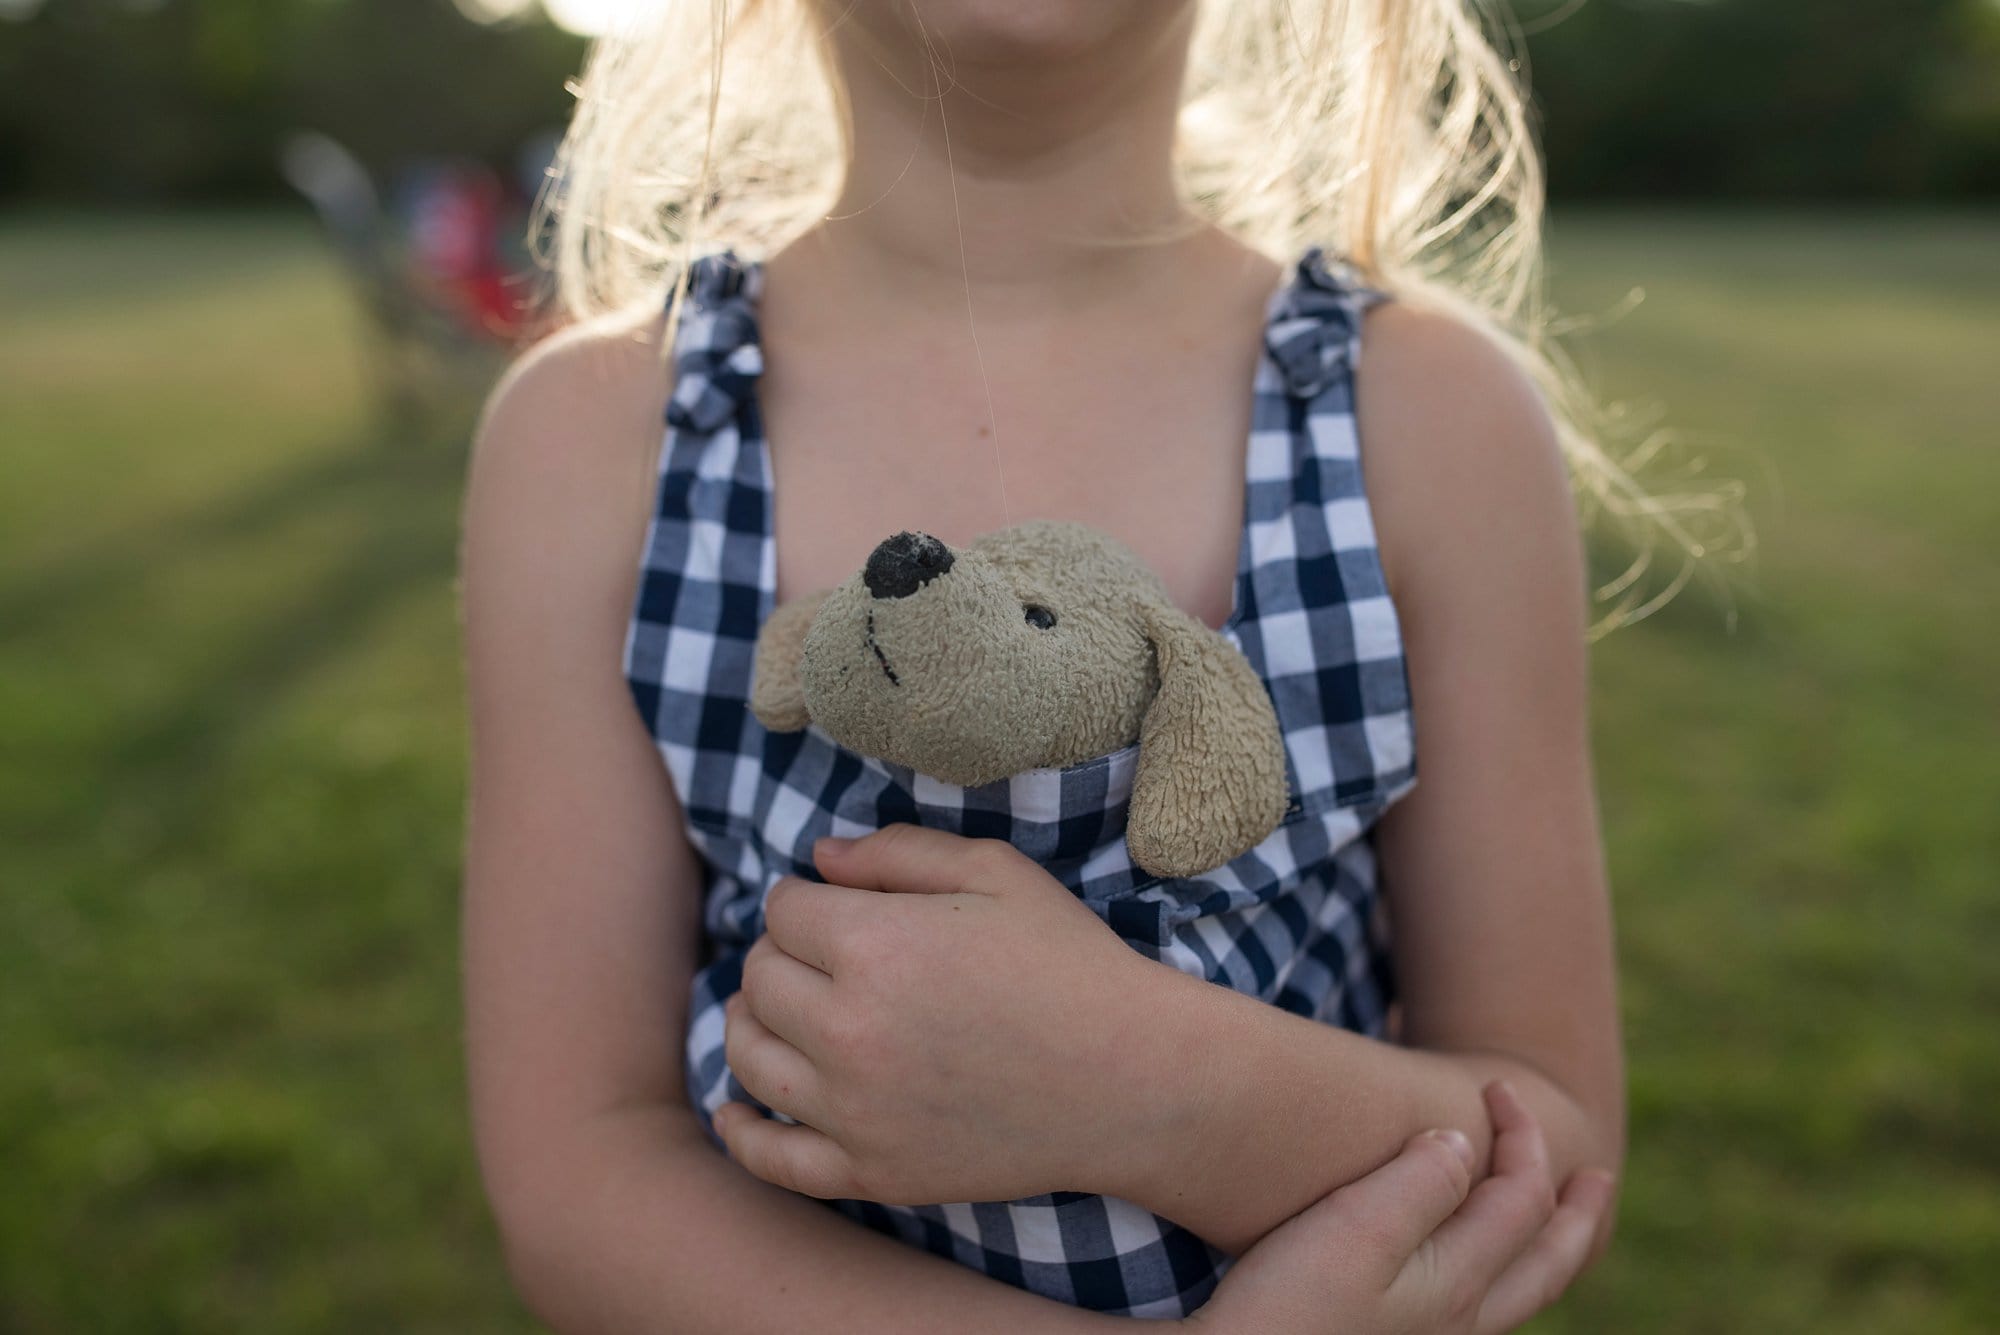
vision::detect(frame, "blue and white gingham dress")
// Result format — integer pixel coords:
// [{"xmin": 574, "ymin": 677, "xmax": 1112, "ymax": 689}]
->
[{"xmin": 623, "ymin": 245, "xmax": 1418, "ymax": 1319}]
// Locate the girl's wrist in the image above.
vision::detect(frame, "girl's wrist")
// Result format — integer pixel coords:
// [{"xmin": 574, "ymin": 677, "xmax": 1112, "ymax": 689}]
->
[{"xmin": 1066, "ymin": 955, "xmax": 1248, "ymax": 1207}]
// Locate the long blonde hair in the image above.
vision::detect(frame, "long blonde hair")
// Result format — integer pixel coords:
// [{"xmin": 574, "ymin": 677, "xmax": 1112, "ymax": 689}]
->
[{"xmin": 537, "ymin": 0, "xmax": 1744, "ymax": 633}]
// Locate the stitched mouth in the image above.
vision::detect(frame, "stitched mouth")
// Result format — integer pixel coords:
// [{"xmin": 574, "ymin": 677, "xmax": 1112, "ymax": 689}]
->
[{"xmin": 864, "ymin": 610, "xmax": 900, "ymax": 686}]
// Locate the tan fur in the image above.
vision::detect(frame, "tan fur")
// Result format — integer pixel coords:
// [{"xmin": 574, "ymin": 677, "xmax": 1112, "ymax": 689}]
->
[
  {"xmin": 748, "ymin": 586, "xmax": 831, "ymax": 732},
  {"xmin": 749, "ymin": 519, "xmax": 1290, "ymax": 878},
  {"xmin": 1125, "ymin": 600, "xmax": 1291, "ymax": 878}
]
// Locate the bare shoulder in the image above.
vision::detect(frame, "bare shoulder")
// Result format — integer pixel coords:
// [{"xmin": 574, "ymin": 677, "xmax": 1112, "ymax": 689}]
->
[
  {"xmin": 463, "ymin": 303, "xmax": 674, "ymax": 631},
  {"xmin": 471, "ymin": 302, "xmax": 674, "ymax": 511},
  {"xmin": 1351, "ymin": 297, "xmax": 1579, "ymax": 604}
]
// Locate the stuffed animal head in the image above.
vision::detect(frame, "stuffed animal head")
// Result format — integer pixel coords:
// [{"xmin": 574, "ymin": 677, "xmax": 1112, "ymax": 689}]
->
[{"xmin": 749, "ymin": 519, "xmax": 1290, "ymax": 878}]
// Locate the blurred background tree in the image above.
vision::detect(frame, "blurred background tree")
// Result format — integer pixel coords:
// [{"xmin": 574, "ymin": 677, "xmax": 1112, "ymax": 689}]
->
[
  {"xmin": 2, "ymin": 0, "xmax": 1997, "ymax": 205},
  {"xmin": 1522, "ymin": 0, "xmax": 2000, "ymax": 199},
  {"xmin": 0, "ymin": 0, "xmax": 584, "ymax": 203}
]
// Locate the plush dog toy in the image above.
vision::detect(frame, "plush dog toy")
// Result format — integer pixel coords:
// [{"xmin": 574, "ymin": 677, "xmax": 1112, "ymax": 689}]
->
[{"xmin": 748, "ymin": 519, "xmax": 1289, "ymax": 878}]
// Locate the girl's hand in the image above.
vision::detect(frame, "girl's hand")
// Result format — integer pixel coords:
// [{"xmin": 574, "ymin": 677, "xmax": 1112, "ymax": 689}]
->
[
  {"xmin": 1188, "ymin": 1082, "xmax": 1618, "ymax": 1335},
  {"xmin": 713, "ymin": 824, "xmax": 1172, "ymax": 1205}
]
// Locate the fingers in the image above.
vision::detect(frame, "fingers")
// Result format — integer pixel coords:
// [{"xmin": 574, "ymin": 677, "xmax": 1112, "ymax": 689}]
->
[
  {"xmin": 741, "ymin": 934, "xmax": 836, "ymax": 1055},
  {"xmin": 1323, "ymin": 1126, "xmax": 1480, "ymax": 1269},
  {"xmin": 1485, "ymin": 1078, "xmax": 1552, "ymax": 1185},
  {"xmin": 761, "ymin": 875, "xmax": 876, "ymax": 974},
  {"xmin": 764, "ymin": 826, "xmax": 1010, "ymax": 972},
  {"xmin": 722, "ymin": 991, "xmax": 829, "ymax": 1127},
  {"xmin": 713, "ymin": 1100, "xmax": 858, "ymax": 1199},
  {"xmin": 1187, "ymin": 1126, "xmax": 1477, "ymax": 1333},
  {"xmin": 811, "ymin": 822, "xmax": 1016, "ymax": 896},
  {"xmin": 1426, "ymin": 1081, "xmax": 1560, "ymax": 1294},
  {"xmin": 1476, "ymin": 1168, "xmax": 1619, "ymax": 1335}
]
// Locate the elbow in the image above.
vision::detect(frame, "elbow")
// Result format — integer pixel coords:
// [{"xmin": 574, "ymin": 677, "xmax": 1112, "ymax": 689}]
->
[
  {"xmin": 1452, "ymin": 1045, "xmax": 1626, "ymax": 1201},
  {"xmin": 491, "ymin": 1212, "xmax": 576, "ymax": 1333},
  {"xmin": 478, "ymin": 1149, "xmax": 596, "ymax": 1332},
  {"xmin": 473, "ymin": 1102, "xmax": 713, "ymax": 1332},
  {"xmin": 1580, "ymin": 1053, "xmax": 1629, "ymax": 1200},
  {"xmin": 1583, "ymin": 1093, "xmax": 1626, "ymax": 1272},
  {"xmin": 1484, "ymin": 1060, "xmax": 1624, "ymax": 1279},
  {"xmin": 1518, "ymin": 1060, "xmax": 1624, "ymax": 1276},
  {"xmin": 1455, "ymin": 1048, "xmax": 1627, "ymax": 1276},
  {"xmin": 1586, "ymin": 1181, "xmax": 1622, "ymax": 1272},
  {"xmin": 1573, "ymin": 1078, "xmax": 1626, "ymax": 1190}
]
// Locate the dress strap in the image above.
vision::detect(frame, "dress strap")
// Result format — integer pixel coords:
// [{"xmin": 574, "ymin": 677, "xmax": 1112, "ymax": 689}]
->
[
  {"xmin": 665, "ymin": 249, "xmax": 767, "ymax": 434},
  {"xmin": 1262, "ymin": 246, "xmax": 1391, "ymax": 402}
]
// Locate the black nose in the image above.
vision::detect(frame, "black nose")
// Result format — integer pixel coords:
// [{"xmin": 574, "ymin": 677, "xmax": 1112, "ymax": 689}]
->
[{"xmin": 863, "ymin": 531, "xmax": 955, "ymax": 599}]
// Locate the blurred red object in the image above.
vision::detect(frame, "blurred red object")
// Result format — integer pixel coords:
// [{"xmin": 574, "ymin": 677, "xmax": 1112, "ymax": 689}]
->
[
  {"xmin": 282, "ymin": 131, "xmax": 556, "ymax": 423},
  {"xmin": 406, "ymin": 163, "xmax": 539, "ymax": 341}
]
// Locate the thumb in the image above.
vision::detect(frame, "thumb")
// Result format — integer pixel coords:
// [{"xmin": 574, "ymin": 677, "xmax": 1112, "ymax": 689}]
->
[
  {"xmin": 1200, "ymin": 1129, "xmax": 1478, "ymax": 1331},
  {"xmin": 812, "ymin": 823, "xmax": 1007, "ymax": 895},
  {"xmin": 1324, "ymin": 1128, "xmax": 1480, "ymax": 1272}
]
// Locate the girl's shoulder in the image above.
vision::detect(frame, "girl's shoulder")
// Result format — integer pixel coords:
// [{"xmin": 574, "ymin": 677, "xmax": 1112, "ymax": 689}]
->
[
  {"xmin": 476, "ymin": 301, "xmax": 675, "ymax": 469},
  {"xmin": 1350, "ymin": 296, "xmax": 1575, "ymax": 616},
  {"xmin": 470, "ymin": 299, "xmax": 676, "ymax": 535},
  {"xmin": 463, "ymin": 303, "xmax": 678, "ymax": 651}
]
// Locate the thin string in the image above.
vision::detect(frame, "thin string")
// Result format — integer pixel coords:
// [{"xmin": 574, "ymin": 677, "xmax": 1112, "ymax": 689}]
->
[{"xmin": 912, "ymin": 5, "xmax": 1012, "ymax": 530}]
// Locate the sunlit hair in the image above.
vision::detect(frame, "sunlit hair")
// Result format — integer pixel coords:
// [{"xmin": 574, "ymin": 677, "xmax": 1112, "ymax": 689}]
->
[{"xmin": 537, "ymin": 0, "xmax": 1745, "ymax": 633}]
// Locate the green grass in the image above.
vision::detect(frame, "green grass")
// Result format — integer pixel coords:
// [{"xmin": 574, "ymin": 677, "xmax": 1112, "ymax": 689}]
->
[
  {"xmin": 2, "ymin": 208, "xmax": 1995, "ymax": 1332},
  {"xmin": 1540, "ymin": 209, "xmax": 2000, "ymax": 1334}
]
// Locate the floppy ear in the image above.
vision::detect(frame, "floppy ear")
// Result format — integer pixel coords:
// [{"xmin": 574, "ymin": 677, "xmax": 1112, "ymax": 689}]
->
[
  {"xmin": 1126, "ymin": 599, "xmax": 1291, "ymax": 878},
  {"xmin": 749, "ymin": 587, "xmax": 833, "ymax": 733}
]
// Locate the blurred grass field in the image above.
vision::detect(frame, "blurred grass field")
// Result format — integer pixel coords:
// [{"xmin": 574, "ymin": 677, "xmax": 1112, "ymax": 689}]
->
[{"xmin": 2, "ymin": 209, "xmax": 1995, "ymax": 1333}]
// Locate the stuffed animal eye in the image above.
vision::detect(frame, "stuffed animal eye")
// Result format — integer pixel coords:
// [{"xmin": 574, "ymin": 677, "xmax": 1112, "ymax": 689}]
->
[{"xmin": 1023, "ymin": 604, "xmax": 1057, "ymax": 630}]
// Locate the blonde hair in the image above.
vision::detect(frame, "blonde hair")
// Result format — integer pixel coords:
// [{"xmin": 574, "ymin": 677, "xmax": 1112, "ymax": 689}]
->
[{"xmin": 537, "ymin": 0, "xmax": 1745, "ymax": 633}]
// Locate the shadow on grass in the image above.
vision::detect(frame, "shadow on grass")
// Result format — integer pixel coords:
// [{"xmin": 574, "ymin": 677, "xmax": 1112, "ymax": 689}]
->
[
  {"xmin": 7, "ymin": 415, "xmax": 476, "ymax": 848},
  {"xmin": 1, "ymin": 432, "xmax": 461, "ymax": 630}
]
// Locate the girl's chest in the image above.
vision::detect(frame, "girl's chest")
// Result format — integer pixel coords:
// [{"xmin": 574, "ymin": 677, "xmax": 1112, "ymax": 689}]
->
[
  {"xmin": 635, "ymin": 245, "xmax": 1419, "ymax": 926},
  {"xmin": 756, "ymin": 322, "xmax": 1264, "ymax": 634}
]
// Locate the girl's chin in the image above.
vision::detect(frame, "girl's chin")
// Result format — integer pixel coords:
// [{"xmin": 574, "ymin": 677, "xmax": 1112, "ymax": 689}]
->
[{"xmin": 828, "ymin": 0, "xmax": 1188, "ymax": 69}]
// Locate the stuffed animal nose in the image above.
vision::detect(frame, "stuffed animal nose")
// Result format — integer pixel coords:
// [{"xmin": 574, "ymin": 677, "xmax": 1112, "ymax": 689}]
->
[{"xmin": 863, "ymin": 531, "xmax": 955, "ymax": 599}]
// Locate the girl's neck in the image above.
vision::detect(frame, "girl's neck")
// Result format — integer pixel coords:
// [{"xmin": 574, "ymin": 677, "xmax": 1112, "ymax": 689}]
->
[{"xmin": 783, "ymin": 3, "xmax": 1223, "ymax": 321}]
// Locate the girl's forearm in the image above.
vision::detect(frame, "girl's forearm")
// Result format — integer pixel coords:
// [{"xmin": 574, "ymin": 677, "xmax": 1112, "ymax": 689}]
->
[
  {"xmin": 1092, "ymin": 963, "xmax": 1619, "ymax": 1258},
  {"xmin": 500, "ymin": 1102, "xmax": 1128, "ymax": 1335}
]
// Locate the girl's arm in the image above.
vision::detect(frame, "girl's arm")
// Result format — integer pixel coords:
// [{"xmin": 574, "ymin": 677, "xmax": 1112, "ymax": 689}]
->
[
  {"xmin": 713, "ymin": 301, "xmax": 1625, "ymax": 1263},
  {"xmin": 1085, "ymin": 299, "xmax": 1628, "ymax": 1254},
  {"xmin": 459, "ymin": 322, "xmax": 1129, "ymax": 1334}
]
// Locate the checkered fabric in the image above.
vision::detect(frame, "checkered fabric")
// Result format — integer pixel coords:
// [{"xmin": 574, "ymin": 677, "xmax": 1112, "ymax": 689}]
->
[{"xmin": 623, "ymin": 245, "xmax": 1417, "ymax": 1319}]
